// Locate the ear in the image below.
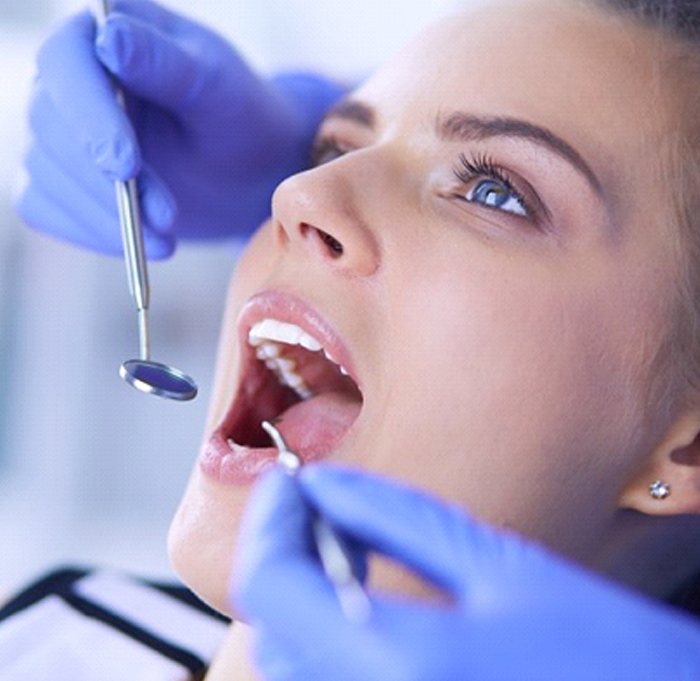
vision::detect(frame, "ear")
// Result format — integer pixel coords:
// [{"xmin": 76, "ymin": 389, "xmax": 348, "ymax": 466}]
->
[{"xmin": 619, "ymin": 411, "xmax": 700, "ymax": 515}]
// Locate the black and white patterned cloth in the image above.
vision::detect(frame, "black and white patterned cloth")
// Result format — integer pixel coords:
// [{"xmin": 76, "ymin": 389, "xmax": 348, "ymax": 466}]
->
[{"xmin": 0, "ymin": 567, "xmax": 230, "ymax": 680}]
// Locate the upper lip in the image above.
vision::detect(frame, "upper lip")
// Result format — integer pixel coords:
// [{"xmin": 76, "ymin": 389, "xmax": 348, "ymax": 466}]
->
[{"xmin": 236, "ymin": 289, "xmax": 360, "ymax": 388}]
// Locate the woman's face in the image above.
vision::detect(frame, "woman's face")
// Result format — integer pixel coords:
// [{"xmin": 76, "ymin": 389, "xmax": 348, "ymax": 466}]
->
[{"xmin": 169, "ymin": 0, "xmax": 681, "ymax": 613}]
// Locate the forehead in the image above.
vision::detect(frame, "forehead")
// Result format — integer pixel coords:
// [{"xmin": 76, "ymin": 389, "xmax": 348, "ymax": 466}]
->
[{"xmin": 356, "ymin": 0, "xmax": 669, "ymax": 170}]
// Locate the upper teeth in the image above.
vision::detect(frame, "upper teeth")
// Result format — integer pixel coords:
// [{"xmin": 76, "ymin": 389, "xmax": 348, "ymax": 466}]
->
[
  {"xmin": 249, "ymin": 319, "xmax": 323, "ymax": 352},
  {"xmin": 248, "ymin": 319, "xmax": 351, "ymax": 396},
  {"xmin": 249, "ymin": 319, "xmax": 345, "ymax": 365}
]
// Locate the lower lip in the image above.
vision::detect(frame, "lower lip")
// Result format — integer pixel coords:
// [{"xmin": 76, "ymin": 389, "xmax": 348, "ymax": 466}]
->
[{"xmin": 198, "ymin": 431, "xmax": 280, "ymax": 486}]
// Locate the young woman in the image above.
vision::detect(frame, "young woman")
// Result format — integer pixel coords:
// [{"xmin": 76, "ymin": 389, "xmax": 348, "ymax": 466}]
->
[
  {"xmin": 161, "ymin": 0, "xmax": 700, "ymax": 677},
  {"xmin": 16, "ymin": 0, "xmax": 700, "ymax": 678}
]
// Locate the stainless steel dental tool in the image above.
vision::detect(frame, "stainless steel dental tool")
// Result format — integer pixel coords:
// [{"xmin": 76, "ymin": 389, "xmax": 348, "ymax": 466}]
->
[
  {"xmin": 93, "ymin": 0, "xmax": 197, "ymax": 401},
  {"xmin": 261, "ymin": 421, "xmax": 372, "ymax": 624}
]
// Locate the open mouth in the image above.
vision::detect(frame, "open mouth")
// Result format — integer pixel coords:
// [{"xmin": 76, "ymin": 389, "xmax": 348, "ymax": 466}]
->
[{"xmin": 205, "ymin": 300, "xmax": 364, "ymax": 483}]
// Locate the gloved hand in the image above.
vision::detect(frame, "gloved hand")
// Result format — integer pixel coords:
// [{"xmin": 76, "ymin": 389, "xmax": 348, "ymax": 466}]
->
[
  {"xmin": 18, "ymin": 0, "xmax": 344, "ymax": 258},
  {"xmin": 232, "ymin": 465, "xmax": 700, "ymax": 681}
]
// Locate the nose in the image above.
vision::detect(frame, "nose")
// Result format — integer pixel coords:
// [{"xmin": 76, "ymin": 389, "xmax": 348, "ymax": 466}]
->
[{"xmin": 271, "ymin": 162, "xmax": 381, "ymax": 277}]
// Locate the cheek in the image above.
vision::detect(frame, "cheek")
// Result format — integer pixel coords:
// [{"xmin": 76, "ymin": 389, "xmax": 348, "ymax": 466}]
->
[
  {"xmin": 168, "ymin": 470, "xmax": 252, "ymax": 617},
  {"xmin": 369, "ymin": 249, "xmax": 655, "ymax": 554}
]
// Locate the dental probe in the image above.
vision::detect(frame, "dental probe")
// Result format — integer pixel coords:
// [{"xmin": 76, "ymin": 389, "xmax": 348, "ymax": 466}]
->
[
  {"xmin": 92, "ymin": 0, "xmax": 197, "ymax": 401},
  {"xmin": 261, "ymin": 420, "xmax": 372, "ymax": 625}
]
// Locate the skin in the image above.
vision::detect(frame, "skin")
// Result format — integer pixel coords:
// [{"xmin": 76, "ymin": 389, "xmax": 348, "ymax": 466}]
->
[{"xmin": 167, "ymin": 0, "xmax": 700, "ymax": 677}]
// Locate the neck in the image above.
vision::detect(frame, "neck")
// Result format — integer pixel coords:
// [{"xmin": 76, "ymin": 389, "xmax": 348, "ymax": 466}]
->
[
  {"xmin": 591, "ymin": 510, "xmax": 700, "ymax": 600},
  {"xmin": 205, "ymin": 622, "xmax": 259, "ymax": 681}
]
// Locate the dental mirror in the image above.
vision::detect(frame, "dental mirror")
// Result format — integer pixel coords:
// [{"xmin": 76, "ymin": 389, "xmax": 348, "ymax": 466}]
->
[
  {"xmin": 120, "ymin": 359, "xmax": 198, "ymax": 402},
  {"xmin": 93, "ymin": 0, "xmax": 198, "ymax": 402}
]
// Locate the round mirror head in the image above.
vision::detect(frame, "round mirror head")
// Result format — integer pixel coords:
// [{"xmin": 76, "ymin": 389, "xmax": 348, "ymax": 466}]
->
[{"xmin": 120, "ymin": 359, "xmax": 198, "ymax": 401}]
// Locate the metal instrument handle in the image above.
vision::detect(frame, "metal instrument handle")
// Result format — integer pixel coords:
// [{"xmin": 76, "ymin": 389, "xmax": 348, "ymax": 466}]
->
[
  {"xmin": 93, "ymin": 0, "xmax": 151, "ymax": 360},
  {"xmin": 261, "ymin": 421, "xmax": 371, "ymax": 624}
]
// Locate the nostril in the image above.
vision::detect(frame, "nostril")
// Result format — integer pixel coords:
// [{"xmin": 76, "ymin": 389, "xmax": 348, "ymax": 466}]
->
[{"xmin": 316, "ymin": 228, "xmax": 344, "ymax": 258}]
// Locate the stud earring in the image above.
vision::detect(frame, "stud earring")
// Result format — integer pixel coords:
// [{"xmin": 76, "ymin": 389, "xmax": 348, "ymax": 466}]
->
[{"xmin": 649, "ymin": 480, "xmax": 671, "ymax": 500}]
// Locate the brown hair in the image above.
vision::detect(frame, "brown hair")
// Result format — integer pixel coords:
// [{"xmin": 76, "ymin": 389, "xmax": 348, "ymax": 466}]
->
[
  {"xmin": 604, "ymin": 0, "xmax": 699, "ymax": 38},
  {"xmin": 598, "ymin": 1, "xmax": 700, "ymax": 408}
]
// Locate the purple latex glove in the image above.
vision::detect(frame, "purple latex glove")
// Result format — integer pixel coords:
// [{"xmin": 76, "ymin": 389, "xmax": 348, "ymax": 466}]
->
[
  {"xmin": 18, "ymin": 0, "xmax": 344, "ymax": 258},
  {"xmin": 232, "ymin": 465, "xmax": 700, "ymax": 681}
]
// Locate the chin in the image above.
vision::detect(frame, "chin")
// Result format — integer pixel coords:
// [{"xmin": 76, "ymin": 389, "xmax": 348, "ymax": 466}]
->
[{"xmin": 167, "ymin": 470, "xmax": 250, "ymax": 618}]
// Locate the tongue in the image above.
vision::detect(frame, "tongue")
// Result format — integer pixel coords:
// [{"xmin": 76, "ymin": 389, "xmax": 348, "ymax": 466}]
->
[{"xmin": 275, "ymin": 391, "xmax": 361, "ymax": 460}]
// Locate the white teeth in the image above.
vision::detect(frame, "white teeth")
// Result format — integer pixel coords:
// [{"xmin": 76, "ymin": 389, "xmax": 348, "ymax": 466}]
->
[
  {"xmin": 276, "ymin": 358, "xmax": 295, "ymax": 372},
  {"xmin": 226, "ymin": 438, "xmax": 245, "ymax": 452},
  {"xmin": 298, "ymin": 333, "xmax": 322, "ymax": 352},
  {"xmin": 291, "ymin": 384, "xmax": 314, "ymax": 400},
  {"xmin": 261, "ymin": 353, "xmax": 313, "ymax": 401},
  {"xmin": 249, "ymin": 319, "xmax": 324, "ymax": 354},
  {"xmin": 247, "ymin": 317, "xmax": 354, "ymax": 396},
  {"xmin": 323, "ymin": 349, "xmax": 350, "ymax": 377},
  {"xmin": 249, "ymin": 319, "xmax": 304, "ymax": 346},
  {"xmin": 255, "ymin": 343, "xmax": 280, "ymax": 360},
  {"xmin": 282, "ymin": 371, "xmax": 304, "ymax": 388},
  {"xmin": 294, "ymin": 385, "xmax": 314, "ymax": 400}
]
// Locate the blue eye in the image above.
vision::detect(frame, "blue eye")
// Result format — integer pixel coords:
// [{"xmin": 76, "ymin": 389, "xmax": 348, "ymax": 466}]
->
[
  {"xmin": 454, "ymin": 154, "xmax": 534, "ymax": 220},
  {"xmin": 466, "ymin": 179, "xmax": 528, "ymax": 217}
]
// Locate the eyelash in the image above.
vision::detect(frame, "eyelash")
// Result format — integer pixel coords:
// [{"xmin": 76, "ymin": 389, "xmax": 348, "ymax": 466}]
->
[
  {"xmin": 310, "ymin": 137, "xmax": 538, "ymax": 222},
  {"xmin": 453, "ymin": 153, "xmax": 534, "ymax": 220}
]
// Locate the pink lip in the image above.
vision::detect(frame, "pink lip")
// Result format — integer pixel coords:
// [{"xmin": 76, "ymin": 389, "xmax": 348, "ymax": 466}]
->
[
  {"xmin": 198, "ymin": 289, "xmax": 359, "ymax": 486},
  {"xmin": 199, "ymin": 432, "xmax": 280, "ymax": 485}
]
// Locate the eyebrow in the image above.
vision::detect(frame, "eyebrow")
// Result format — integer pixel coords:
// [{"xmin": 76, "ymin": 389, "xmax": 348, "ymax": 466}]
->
[
  {"xmin": 439, "ymin": 112, "xmax": 603, "ymax": 197},
  {"xmin": 322, "ymin": 99, "xmax": 603, "ymax": 197}
]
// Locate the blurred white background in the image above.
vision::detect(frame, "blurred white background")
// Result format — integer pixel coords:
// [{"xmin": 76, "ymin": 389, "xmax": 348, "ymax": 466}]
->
[{"xmin": 0, "ymin": 0, "xmax": 458, "ymax": 596}]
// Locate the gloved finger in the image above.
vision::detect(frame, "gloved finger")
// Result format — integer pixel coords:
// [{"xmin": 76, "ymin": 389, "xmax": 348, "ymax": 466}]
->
[
  {"xmin": 298, "ymin": 465, "xmax": 484, "ymax": 595},
  {"xmin": 253, "ymin": 630, "xmax": 385, "ymax": 681},
  {"xmin": 22, "ymin": 145, "xmax": 120, "ymax": 250},
  {"xmin": 231, "ymin": 468, "xmax": 357, "ymax": 638},
  {"xmin": 29, "ymin": 86, "xmax": 177, "ymax": 237},
  {"xmin": 17, "ymin": 182, "xmax": 174, "ymax": 260},
  {"xmin": 18, "ymin": 183, "xmax": 117, "ymax": 255},
  {"xmin": 23, "ymin": 141, "xmax": 175, "ymax": 248},
  {"xmin": 28, "ymin": 83, "xmax": 117, "ymax": 215},
  {"xmin": 250, "ymin": 629, "xmax": 301, "ymax": 681},
  {"xmin": 95, "ymin": 12, "xmax": 236, "ymax": 118},
  {"xmin": 254, "ymin": 598, "xmax": 462, "ymax": 681},
  {"xmin": 253, "ymin": 628, "xmax": 376, "ymax": 681},
  {"xmin": 36, "ymin": 11, "xmax": 140, "ymax": 180},
  {"xmin": 136, "ymin": 165, "xmax": 177, "ymax": 235},
  {"xmin": 367, "ymin": 598, "xmax": 469, "ymax": 681},
  {"xmin": 18, "ymin": 166, "xmax": 175, "ymax": 261}
]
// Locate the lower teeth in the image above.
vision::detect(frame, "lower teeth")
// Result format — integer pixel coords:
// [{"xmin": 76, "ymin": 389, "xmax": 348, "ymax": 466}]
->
[
  {"xmin": 226, "ymin": 438, "xmax": 245, "ymax": 452},
  {"xmin": 293, "ymin": 385, "xmax": 314, "ymax": 400}
]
